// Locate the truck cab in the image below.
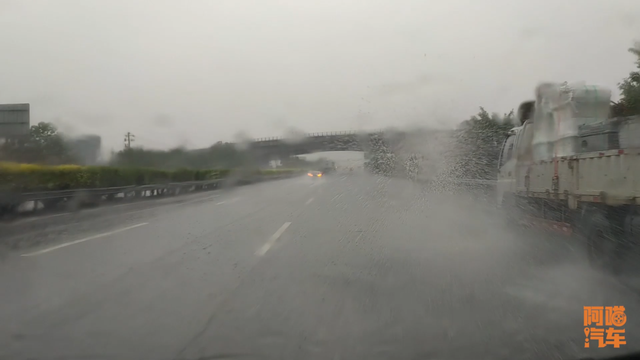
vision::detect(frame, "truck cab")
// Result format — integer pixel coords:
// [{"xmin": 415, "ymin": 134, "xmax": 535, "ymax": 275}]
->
[
  {"xmin": 496, "ymin": 126, "xmax": 522, "ymax": 207},
  {"xmin": 496, "ymin": 100, "xmax": 534, "ymax": 207}
]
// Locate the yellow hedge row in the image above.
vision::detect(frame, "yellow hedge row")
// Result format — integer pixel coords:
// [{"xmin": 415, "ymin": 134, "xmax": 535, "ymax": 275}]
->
[{"xmin": 0, "ymin": 163, "xmax": 299, "ymax": 192}]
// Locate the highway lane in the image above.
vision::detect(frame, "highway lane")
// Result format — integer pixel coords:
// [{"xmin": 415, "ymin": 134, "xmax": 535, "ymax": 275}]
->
[
  {"xmin": 0, "ymin": 179, "xmax": 291, "ymax": 251},
  {"xmin": 1, "ymin": 173, "xmax": 639, "ymax": 360}
]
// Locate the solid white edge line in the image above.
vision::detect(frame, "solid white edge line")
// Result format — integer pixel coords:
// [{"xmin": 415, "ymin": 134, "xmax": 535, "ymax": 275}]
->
[
  {"xmin": 21, "ymin": 222, "xmax": 149, "ymax": 257},
  {"xmin": 256, "ymin": 222, "xmax": 292, "ymax": 256},
  {"xmin": 217, "ymin": 197, "xmax": 241, "ymax": 205},
  {"xmin": 17, "ymin": 212, "xmax": 71, "ymax": 223}
]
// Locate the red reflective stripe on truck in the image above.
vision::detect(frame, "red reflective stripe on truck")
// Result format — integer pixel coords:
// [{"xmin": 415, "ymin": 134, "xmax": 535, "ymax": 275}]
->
[{"xmin": 521, "ymin": 216, "xmax": 573, "ymax": 236}]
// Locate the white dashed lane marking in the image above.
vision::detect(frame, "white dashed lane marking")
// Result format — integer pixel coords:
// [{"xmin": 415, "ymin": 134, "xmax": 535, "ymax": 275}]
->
[{"xmin": 256, "ymin": 222, "xmax": 292, "ymax": 256}]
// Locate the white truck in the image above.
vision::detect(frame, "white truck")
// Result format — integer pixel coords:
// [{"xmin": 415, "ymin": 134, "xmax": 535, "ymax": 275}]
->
[{"xmin": 496, "ymin": 82, "xmax": 640, "ymax": 272}]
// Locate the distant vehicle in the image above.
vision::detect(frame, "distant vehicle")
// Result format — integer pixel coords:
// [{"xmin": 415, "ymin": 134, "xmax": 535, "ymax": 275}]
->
[{"xmin": 307, "ymin": 170, "xmax": 324, "ymax": 178}]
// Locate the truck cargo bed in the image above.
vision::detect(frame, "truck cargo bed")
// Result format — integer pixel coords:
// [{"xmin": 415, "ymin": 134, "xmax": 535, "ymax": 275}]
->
[{"xmin": 516, "ymin": 148, "xmax": 640, "ymax": 205}]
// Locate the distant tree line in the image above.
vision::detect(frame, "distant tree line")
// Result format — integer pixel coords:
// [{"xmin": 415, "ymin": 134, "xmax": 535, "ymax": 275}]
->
[
  {"xmin": 110, "ymin": 141, "xmax": 255, "ymax": 170},
  {"xmin": 0, "ymin": 123, "xmax": 322, "ymax": 170},
  {"xmin": 0, "ymin": 123, "xmax": 256, "ymax": 169},
  {"xmin": 0, "ymin": 122, "xmax": 77, "ymax": 165},
  {"xmin": 109, "ymin": 143, "xmax": 329, "ymax": 170}
]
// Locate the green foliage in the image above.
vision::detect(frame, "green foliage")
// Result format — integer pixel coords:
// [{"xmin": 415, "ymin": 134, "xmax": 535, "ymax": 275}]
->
[
  {"xmin": 452, "ymin": 107, "xmax": 513, "ymax": 180},
  {"xmin": 364, "ymin": 134, "xmax": 396, "ymax": 176},
  {"xmin": 0, "ymin": 122, "xmax": 76, "ymax": 165},
  {"xmin": 0, "ymin": 163, "xmax": 295, "ymax": 193},
  {"xmin": 617, "ymin": 41, "xmax": 640, "ymax": 116}
]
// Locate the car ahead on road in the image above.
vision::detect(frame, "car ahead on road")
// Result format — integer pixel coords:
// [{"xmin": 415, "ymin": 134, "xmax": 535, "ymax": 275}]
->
[{"xmin": 307, "ymin": 170, "xmax": 324, "ymax": 178}]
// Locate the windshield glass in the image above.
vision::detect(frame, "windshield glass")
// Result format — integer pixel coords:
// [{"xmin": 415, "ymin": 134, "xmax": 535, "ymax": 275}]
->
[{"xmin": 1, "ymin": 1, "xmax": 640, "ymax": 359}]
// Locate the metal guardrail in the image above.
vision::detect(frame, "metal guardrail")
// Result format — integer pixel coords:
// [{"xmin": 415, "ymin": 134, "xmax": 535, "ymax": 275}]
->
[
  {"xmin": 19, "ymin": 185, "xmax": 137, "ymax": 201},
  {"xmin": 14, "ymin": 179, "xmax": 222, "ymax": 202},
  {"xmin": 0, "ymin": 173, "xmax": 301, "ymax": 217}
]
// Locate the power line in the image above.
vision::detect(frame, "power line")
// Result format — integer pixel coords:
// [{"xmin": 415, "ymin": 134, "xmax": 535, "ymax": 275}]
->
[{"xmin": 124, "ymin": 132, "xmax": 135, "ymax": 149}]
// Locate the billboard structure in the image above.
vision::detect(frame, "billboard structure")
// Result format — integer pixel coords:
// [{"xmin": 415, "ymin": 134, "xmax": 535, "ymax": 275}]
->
[{"xmin": 0, "ymin": 103, "xmax": 30, "ymax": 138}]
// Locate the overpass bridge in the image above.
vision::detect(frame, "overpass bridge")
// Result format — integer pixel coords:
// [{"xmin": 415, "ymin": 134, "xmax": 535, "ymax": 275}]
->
[
  {"xmin": 249, "ymin": 130, "xmax": 410, "ymax": 163},
  {"xmin": 251, "ymin": 128, "xmax": 458, "ymax": 182},
  {"xmin": 194, "ymin": 128, "xmax": 457, "ymax": 175}
]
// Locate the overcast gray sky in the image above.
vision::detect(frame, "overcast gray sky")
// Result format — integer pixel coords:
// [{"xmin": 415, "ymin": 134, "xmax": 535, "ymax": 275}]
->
[{"xmin": 0, "ymin": 0, "xmax": 639, "ymax": 151}]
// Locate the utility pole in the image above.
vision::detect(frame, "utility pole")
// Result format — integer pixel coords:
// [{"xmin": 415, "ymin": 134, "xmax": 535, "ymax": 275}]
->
[{"xmin": 124, "ymin": 132, "xmax": 135, "ymax": 149}]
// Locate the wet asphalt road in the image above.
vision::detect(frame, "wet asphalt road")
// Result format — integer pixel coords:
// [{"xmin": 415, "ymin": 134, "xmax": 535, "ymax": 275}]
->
[{"xmin": 1, "ymin": 173, "xmax": 639, "ymax": 360}]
